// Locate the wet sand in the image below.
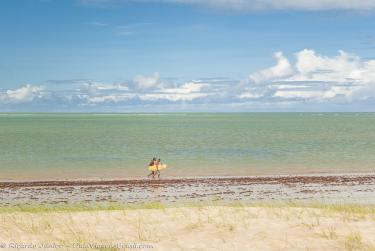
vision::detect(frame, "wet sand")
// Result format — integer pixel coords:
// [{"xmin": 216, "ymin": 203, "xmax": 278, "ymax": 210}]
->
[{"xmin": 1, "ymin": 173, "xmax": 375, "ymax": 206}]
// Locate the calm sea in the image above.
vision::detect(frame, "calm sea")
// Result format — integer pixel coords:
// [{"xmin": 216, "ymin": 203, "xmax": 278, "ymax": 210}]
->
[{"xmin": 0, "ymin": 113, "xmax": 374, "ymax": 180}]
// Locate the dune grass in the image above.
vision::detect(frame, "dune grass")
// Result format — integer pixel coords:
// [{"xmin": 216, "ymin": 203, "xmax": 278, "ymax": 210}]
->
[
  {"xmin": 1, "ymin": 200, "xmax": 374, "ymax": 214},
  {"xmin": 0, "ymin": 201, "xmax": 374, "ymax": 250}
]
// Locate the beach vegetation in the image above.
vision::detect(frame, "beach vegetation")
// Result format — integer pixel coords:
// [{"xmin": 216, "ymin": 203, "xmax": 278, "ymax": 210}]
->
[
  {"xmin": 343, "ymin": 231, "xmax": 364, "ymax": 251},
  {"xmin": 0, "ymin": 203, "xmax": 374, "ymax": 251}
]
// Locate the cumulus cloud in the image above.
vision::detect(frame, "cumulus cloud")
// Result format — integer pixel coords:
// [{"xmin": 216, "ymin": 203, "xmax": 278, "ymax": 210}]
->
[
  {"xmin": 241, "ymin": 49, "xmax": 375, "ymax": 102},
  {"xmin": 3, "ymin": 50, "xmax": 375, "ymax": 111},
  {"xmin": 0, "ymin": 85, "xmax": 44, "ymax": 104},
  {"xmin": 249, "ymin": 52, "xmax": 294, "ymax": 84},
  {"xmin": 79, "ymin": 0, "xmax": 375, "ymax": 11},
  {"xmin": 133, "ymin": 72, "xmax": 162, "ymax": 89},
  {"xmin": 292, "ymin": 49, "xmax": 361, "ymax": 82}
]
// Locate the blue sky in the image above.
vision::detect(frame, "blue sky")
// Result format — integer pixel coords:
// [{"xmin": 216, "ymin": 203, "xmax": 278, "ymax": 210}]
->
[{"xmin": 1, "ymin": 0, "xmax": 375, "ymax": 111}]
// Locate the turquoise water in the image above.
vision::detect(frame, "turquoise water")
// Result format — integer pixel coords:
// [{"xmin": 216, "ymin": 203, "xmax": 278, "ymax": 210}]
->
[{"xmin": 0, "ymin": 113, "xmax": 374, "ymax": 180}]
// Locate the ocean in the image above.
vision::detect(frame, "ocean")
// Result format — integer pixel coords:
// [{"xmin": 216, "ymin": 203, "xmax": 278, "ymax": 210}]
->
[{"xmin": 0, "ymin": 113, "xmax": 374, "ymax": 180}]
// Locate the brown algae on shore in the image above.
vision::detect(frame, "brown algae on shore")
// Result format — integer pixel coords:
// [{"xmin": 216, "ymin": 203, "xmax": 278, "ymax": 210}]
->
[
  {"xmin": 1, "ymin": 174, "xmax": 375, "ymax": 206},
  {"xmin": 1, "ymin": 174, "xmax": 374, "ymax": 250}
]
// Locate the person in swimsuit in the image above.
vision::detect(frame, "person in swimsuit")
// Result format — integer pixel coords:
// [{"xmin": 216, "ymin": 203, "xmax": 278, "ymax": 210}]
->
[
  {"xmin": 155, "ymin": 158, "xmax": 161, "ymax": 179},
  {"xmin": 147, "ymin": 157, "xmax": 157, "ymax": 179}
]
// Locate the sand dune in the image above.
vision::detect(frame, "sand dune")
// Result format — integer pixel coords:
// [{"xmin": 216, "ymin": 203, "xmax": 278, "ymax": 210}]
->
[{"xmin": 0, "ymin": 204, "xmax": 374, "ymax": 251}]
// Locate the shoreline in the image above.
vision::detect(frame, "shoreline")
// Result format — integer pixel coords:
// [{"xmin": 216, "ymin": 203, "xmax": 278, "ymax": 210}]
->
[
  {"xmin": 1, "ymin": 172, "xmax": 374, "ymax": 186},
  {"xmin": 1, "ymin": 174, "xmax": 374, "ymax": 250},
  {"xmin": 1, "ymin": 173, "xmax": 375, "ymax": 206}
]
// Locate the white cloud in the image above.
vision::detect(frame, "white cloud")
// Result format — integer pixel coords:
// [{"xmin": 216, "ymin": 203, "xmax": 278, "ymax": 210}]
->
[
  {"xmin": 84, "ymin": 82, "xmax": 129, "ymax": 91},
  {"xmin": 0, "ymin": 85, "xmax": 44, "ymax": 104},
  {"xmin": 75, "ymin": 82, "xmax": 132, "ymax": 104},
  {"xmin": 162, "ymin": 82, "xmax": 207, "ymax": 94},
  {"xmin": 322, "ymin": 86, "xmax": 354, "ymax": 99},
  {"xmin": 139, "ymin": 92, "xmax": 207, "ymax": 101},
  {"xmin": 88, "ymin": 94, "xmax": 135, "ymax": 103},
  {"xmin": 292, "ymin": 49, "xmax": 361, "ymax": 83},
  {"xmin": 133, "ymin": 72, "xmax": 162, "ymax": 89},
  {"xmin": 71, "ymin": 78, "xmax": 210, "ymax": 104},
  {"xmin": 242, "ymin": 49, "xmax": 375, "ymax": 102},
  {"xmin": 272, "ymin": 84, "xmax": 310, "ymax": 89},
  {"xmin": 139, "ymin": 82, "xmax": 209, "ymax": 101},
  {"xmin": 238, "ymin": 91, "xmax": 262, "ymax": 99},
  {"xmin": 273, "ymin": 90, "xmax": 324, "ymax": 99},
  {"xmin": 4, "ymin": 51, "xmax": 375, "ymax": 111},
  {"xmin": 249, "ymin": 52, "xmax": 294, "ymax": 84}
]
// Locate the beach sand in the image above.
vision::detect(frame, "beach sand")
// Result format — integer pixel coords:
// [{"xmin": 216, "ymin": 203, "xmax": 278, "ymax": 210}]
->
[
  {"xmin": 1, "ymin": 174, "xmax": 375, "ymax": 250},
  {"xmin": 0, "ymin": 204, "xmax": 374, "ymax": 251},
  {"xmin": 1, "ymin": 174, "xmax": 375, "ymax": 206}
]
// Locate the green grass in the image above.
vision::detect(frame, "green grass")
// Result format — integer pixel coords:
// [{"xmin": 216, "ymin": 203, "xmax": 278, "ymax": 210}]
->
[
  {"xmin": 0, "ymin": 200, "xmax": 374, "ymax": 251},
  {"xmin": 344, "ymin": 232, "xmax": 364, "ymax": 251},
  {"xmin": 0, "ymin": 200, "xmax": 374, "ymax": 215}
]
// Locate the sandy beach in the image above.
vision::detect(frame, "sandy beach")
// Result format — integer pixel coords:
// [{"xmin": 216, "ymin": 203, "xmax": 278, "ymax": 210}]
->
[
  {"xmin": 1, "ymin": 173, "xmax": 375, "ymax": 206},
  {"xmin": 0, "ymin": 204, "xmax": 374, "ymax": 251},
  {"xmin": 0, "ymin": 173, "xmax": 374, "ymax": 250}
]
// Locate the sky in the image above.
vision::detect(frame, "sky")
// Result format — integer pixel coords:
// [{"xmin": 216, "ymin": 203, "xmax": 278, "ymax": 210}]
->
[{"xmin": 1, "ymin": 0, "xmax": 375, "ymax": 112}]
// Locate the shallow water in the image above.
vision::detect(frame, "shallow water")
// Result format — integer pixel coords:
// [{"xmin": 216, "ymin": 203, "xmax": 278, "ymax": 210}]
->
[{"xmin": 0, "ymin": 113, "xmax": 374, "ymax": 180}]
